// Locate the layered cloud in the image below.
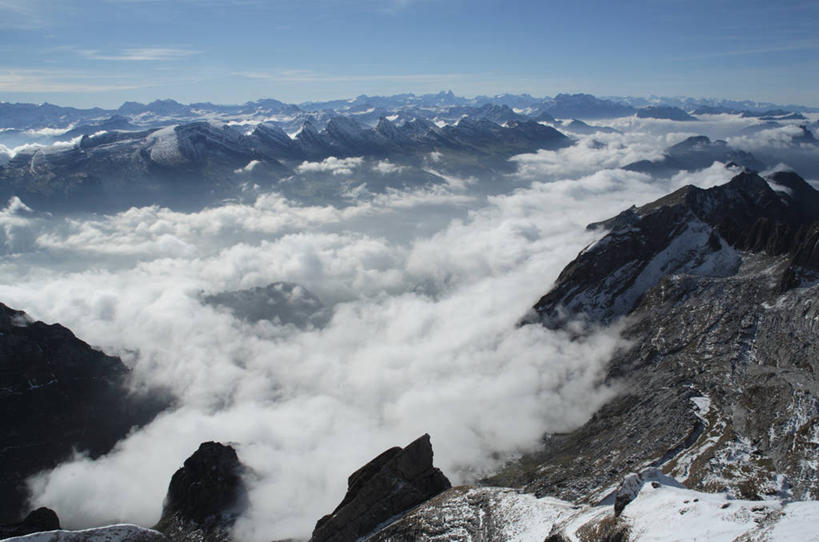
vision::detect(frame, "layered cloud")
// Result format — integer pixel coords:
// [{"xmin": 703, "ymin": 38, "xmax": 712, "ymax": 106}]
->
[
  {"xmin": 295, "ymin": 156, "xmax": 364, "ymax": 176},
  {"xmin": 0, "ymin": 114, "xmax": 785, "ymax": 540}
]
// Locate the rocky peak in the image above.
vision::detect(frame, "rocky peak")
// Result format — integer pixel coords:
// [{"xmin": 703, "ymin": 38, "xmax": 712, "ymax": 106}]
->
[
  {"xmin": 251, "ymin": 123, "xmax": 291, "ymax": 145},
  {"xmin": 310, "ymin": 434, "xmax": 451, "ymax": 542},
  {"xmin": 398, "ymin": 117, "xmax": 438, "ymax": 138},
  {"xmin": 500, "ymin": 169, "xmax": 819, "ymax": 507},
  {"xmin": 161, "ymin": 442, "xmax": 245, "ymax": 525},
  {"xmin": 624, "ymin": 136, "xmax": 763, "ymax": 176},
  {"xmin": 531, "ymin": 171, "xmax": 819, "ymax": 327},
  {"xmin": 155, "ymin": 442, "xmax": 247, "ymax": 542},
  {"xmin": 636, "ymin": 105, "xmax": 697, "ymax": 121},
  {"xmin": 324, "ymin": 115, "xmax": 364, "ymax": 137},
  {"xmin": 0, "ymin": 303, "xmax": 167, "ymax": 522},
  {"xmin": 375, "ymin": 117, "xmax": 404, "ymax": 141},
  {"xmin": 0, "ymin": 508, "xmax": 60, "ymax": 540}
]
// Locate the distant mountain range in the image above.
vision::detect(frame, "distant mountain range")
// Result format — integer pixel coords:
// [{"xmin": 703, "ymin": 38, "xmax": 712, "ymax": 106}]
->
[
  {"xmin": 0, "ymin": 116, "xmax": 571, "ymax": 211},
  {"xmin": 1, "ymin": 91, "xmax": 816, "ymax": 212},
  {"xmin": 1, "ymin": 91, "xmax": 816, "ymax": 134}
]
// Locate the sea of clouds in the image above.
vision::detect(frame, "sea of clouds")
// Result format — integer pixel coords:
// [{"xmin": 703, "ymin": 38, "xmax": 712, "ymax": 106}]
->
[{"xmin": 0, "ymin": 114, "xmax": 814, "ymax": 540}]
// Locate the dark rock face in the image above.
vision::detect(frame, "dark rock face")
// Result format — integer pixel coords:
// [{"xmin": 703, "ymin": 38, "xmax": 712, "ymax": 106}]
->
[
  {"xmin": 0, "ymin": 508, "xmax": 60, "ymax": 540},
  {"xmin": 0, "ymin": 303, "xmax": 167, "ymax": 523},
  {"xmin": 310, "ymin": 434, "xmax": 451, "ymax": 542},
  {"xmin": 492, "ymin": 170, "xmax": 819, "ymax": 504},
  {"xmin": 623, "ymin": 135, "xmax": 763, "ymax": 177},
  {"xmin": 155, "ymin": 442, "xmax": 247, "ymax": 542},
  {"xmin": 530, "ymin": 171, "xmax": 819, "ymax": 328}
]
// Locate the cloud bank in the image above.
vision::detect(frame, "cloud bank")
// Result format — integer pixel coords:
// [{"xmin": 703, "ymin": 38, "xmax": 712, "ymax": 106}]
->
[{"xmin": 0, "ymin": 116, "xmax": 769, "ymax": 540}]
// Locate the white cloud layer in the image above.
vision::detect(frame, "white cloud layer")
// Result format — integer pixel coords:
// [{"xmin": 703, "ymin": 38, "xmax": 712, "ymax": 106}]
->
[
  {"xmin": 0, "ymin": 116, "xmax": 772, "ymax": 540},
  {"xmin": 295, "ymin": 156, "xmax": 364, "ymax": 176}
]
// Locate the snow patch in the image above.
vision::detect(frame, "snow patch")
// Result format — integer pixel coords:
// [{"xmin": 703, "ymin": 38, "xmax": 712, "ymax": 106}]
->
[
  {"xmin": 146, "ymin": 126, "xmax": 185, "ymax": 165},
  {"xmin": 612, "ymin": 219, "xmax": 739, "ymax": 315},
  {"xmin": 4, "ymin": 524, "xmax": 164, "ymax": 542}
]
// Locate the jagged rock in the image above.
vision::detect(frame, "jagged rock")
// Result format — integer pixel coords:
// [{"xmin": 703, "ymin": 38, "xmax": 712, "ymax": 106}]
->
[
  {"xmin": 623, "ymin": 135, "xmax": 763, "ymax": 176},
  {"xmin": 0, "ymin": 508, "xmax": 60, "ymax": 540},
  {"xmin": 0, "ymin": 114, "xmax": 571, "ymax": 211},
  {"xmin": 529, "ymin": 171, "xmax": 819, "ymax": 327},
  {"xmin": 636, "ymin": 105, "xmax": 697, "ymax": 121},
  {"xmin": 612, "ymin": 469, "xmax": 683, "ymax": 516},
  {"xmin": 155, "ymin": 442, "xmax": 247, "ymax": 542},
  {"xmin": 367, "ymin": 486, "xmax": 576, "ymax": 542},
  {"xmin": 491, "ymin": 171, "xmax": 819, "ymax": 504},
  {"xmin": 0, "ymin": 303, "xmax": 168, "ymax": 522},
  {"xmin": 310, "ymin": 434, "xmax": 451, "ymax": 542}
]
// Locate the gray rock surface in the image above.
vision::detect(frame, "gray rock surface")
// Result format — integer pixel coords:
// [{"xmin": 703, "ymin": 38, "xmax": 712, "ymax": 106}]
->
[
  {"xmin": 623, "ymin": 136, "xmax": 763, "ymax": 177},
  {"xmin": 2, "ymin": 525, "xmax": 167, "ymax": 542},
  {"xmin": 367, "ymin": 486, "xmax": 574, "ymax": 542},
  {"xmin": 310, "ymin": 434, "xmax": 451, "ymax": 542},
  {"xmin": 154, "ymin": 442, "xmax": 247, "ymax": 542},
  {"xmin": 0, "ymin": 508, "xmax": 60, "ymax": 540},
  {"xmin": 529, "ymin": 171, "xmax": 819, "ymax": 328},
  {"xmin": 0, "ymin": 303, "xmax": 168, "ymax": 522},
  {"xmin": 491, "ymin": 171, "xmax": 819, "ymax": 504}
]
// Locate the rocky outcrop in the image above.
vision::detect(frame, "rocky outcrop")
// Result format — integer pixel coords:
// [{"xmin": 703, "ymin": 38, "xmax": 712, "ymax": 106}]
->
[
  {"xmin": 154, "ymin": 442, "xmax": 247, "ymax": 542},
  {"xmin": 368, "ymin": 486, "xmax": 574, "ymax": 542},
  {"xmin": 529, "ymin": 171, "xmax": 819, "ymax": 328},
  {"xmin": 309, "ymin": 434, "xmax": 451, "ymax": 542},
  {"xmin": 0, "ymin": 303, "xmax": 167, "ymax": 523},
  {"xmin": 636, "ymin": 105, "xmax": 697, "ymax": 121},
  {"xmin": 0, "ymin": 508, "xmax": 60, "ymax": 540},
  {"xmin": 611, "ymin": 469, "xmax": 683, "ymax": 516},
  {"xmin": 623, "ymin": 136, "xmax": 763, "ymax": 176},
  {"xmin": 492, "ymin": 171, "xmax": 819, "ymax": 505}
]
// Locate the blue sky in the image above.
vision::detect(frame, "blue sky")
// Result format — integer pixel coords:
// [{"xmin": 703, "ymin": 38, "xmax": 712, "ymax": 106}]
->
[{"xmin": 0, "ymin": 0, "xmax": 817, "ymax": 108}]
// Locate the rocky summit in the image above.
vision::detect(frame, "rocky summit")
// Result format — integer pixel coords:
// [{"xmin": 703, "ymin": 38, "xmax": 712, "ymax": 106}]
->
[
  {"xmin": 154, "ymin": 442, "xmax": 248, "ymax": 542},
  {"xmin": 0, "ymin": 303, "xmax": 167, "ymax": 523},
  {"xmin": 309, "ymin": 434, "xmax": 451, "ymax": 542},
  {"xmin": 0, "ymin": 508, "xmax": 60, "ymax": 540},
  {"xmin": 529, "ymin": 170, "xmax": 819, "ymax": 328},
  {"xmin": 623, "ymin": 136, "xmax": 763, "ymax": 177},
  {"xmin": 493, "ymin": 170, "xmax": 819, "ymax": 505}
]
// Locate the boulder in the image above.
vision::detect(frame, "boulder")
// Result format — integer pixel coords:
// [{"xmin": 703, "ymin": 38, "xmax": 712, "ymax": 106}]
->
[
  {"xmin": 310, "ymin": 434, "xmax": 451, "ymax": 542},
  {"xmin": 0, "ymin": 508, "xmax": 60, "ymax": 540},
  {"xmin": 154, "ymin": 442, "xmax": 247, "ymax": 542}
]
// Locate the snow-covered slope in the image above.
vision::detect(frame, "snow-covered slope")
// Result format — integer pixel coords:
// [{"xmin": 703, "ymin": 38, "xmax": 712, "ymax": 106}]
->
[
  {"xmin": 4, "ymin": 525, "xmax": 166, "ymax": 542},
  {"xmin": 368, "ymin": 480, "xmax": 819, "ymax": 541}
]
